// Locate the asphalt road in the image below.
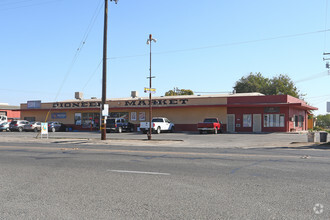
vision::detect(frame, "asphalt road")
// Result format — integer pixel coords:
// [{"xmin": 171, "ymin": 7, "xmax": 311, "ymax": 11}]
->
[{"xmin": 0, "ymin": 132, "xmax": 329, "ymax": 219}]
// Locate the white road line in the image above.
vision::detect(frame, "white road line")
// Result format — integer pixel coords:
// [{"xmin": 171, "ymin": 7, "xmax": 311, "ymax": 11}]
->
[{"xmin": 108, "ymin": 170, "xmax": 170, "ymax": 176}]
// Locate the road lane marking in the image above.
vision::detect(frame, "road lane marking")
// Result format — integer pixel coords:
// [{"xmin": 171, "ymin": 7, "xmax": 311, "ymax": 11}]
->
[{"xmin": 108, "ymin": 170, "xmax": 170, "ymax": 175}]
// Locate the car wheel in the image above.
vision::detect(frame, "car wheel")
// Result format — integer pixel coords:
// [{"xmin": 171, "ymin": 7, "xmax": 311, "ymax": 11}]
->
[
  {"xmin": 156, "ymin": 127, "xmax": 161, "ymax": 134},
  {"xmin": 34, "ymin": 128, "xmax": 38, "ymax": 132},
  {"xmin": 51, "ymin": 127, "xmax": 56, "ymax": 132},
  {"xmin": 18, "ymin": 127, "xmax": 23, "ymax": 132},
  {"xmin": 130, "ymin": 127, "xmax": 134, "ymax": 132},
  {"xmin": 199, "ymin": 130, "xmax": 203, "ymax": 134},
  {"xmin": 118, "ymin": 127, "xmax": 122, "ymax": 133},
  {"xmin": 142, "ymin": 130, "xmax": 147, "ymax": 134},
  {"xmin": 170, "ymin": 126, "xmax": 175, "ymax": 133}
]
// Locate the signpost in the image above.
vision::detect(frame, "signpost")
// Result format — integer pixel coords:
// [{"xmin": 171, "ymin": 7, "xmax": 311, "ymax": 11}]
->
[
  {"xmin": 41, "ymin": 122, "xmax": 48, "ymax": 139},
  {"xmin": 101, "ymin": 104, "xmax": 109, "ymax": 132},
  {"xmin": 102, "ymin": 104, "xmax": 109, "ymax": 116},
  {"xmin": 144, "ymin": 87, "xmax": 156, "ymax": 94}
]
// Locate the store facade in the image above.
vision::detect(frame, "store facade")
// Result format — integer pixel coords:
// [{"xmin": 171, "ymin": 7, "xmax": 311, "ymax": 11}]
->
[
  {"xmin": 0, "ymin": 104, "xmax": 20, "ymax": 121},
  {"xmin": 227, "ymin": 95, "xmax": 317, "ymax": 133},
  {"xmin": 20, "ymin": 93, "xmax": 317, "ymax": 133}
]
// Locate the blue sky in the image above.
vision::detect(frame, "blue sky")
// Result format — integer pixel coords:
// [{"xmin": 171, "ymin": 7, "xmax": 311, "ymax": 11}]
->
[{"xmin": 1, "ymin": 0, "xmax": 330, "ymax": 114}]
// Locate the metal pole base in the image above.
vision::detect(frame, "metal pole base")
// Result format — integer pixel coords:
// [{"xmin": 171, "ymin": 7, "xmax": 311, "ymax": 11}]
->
[{"xmin": 147, "ymin": 133, "xmax": 152, "ymax": 140}]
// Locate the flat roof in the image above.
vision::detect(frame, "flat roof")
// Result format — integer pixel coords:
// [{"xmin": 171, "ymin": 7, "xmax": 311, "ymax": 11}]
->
[
  {"xmin": 52, "ymin": 92, "xmax": 265, "ymax": 103},
  {"xmin": 0, "ymin": 105, "xmax": 20, "ymax": 110}
]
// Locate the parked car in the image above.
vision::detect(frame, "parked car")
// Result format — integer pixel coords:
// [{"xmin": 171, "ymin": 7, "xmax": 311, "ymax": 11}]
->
[
  {"xmin": 0, "ymin": 122, "xmax": 10, "ymax": 132},
  {"xmin": 197, "ymin": 118, "xmax": 223, "ymax": 134},
  {"xmin": 106, "ymin": 118, "xmax": 134, "ymax": 133},
  {"xmin": 48, "ymin": 121, "xmax": 66, "ymax": 132},
  {"xmin": 9, "ymin": 120, "xmax": 30, "ymax": 132},
  {"xmin": 140, "ymin": 117, "xmax": 175, "ymax": 134},
  {"xmin": 24, "ymin": 121, "xmax": 41, "ymax": 132}
]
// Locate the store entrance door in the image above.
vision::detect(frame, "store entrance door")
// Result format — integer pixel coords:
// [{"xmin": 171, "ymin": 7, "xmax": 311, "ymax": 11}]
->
[
  {"xmin": 227, "ymin": 114, "xmax": 235, "ymax": 133},
  {"xmin": 253, "ymin": 114, "xmax": 262, "ymax": 132}
]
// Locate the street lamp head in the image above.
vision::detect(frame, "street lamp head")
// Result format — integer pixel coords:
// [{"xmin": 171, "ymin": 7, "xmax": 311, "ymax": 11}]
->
[
  {"xmin": 146, "ymin": 37, "xmax": 157, "ymax": 45},
  {"xmin": 110, "ymin": 0, "xmax": 119, "ymax": 4}
]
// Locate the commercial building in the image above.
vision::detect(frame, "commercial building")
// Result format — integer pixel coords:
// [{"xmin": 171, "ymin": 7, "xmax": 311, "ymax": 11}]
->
[
  {"xmin": 0, "ymin": 103, "xmax": 20, "ymax": 122},
  {"xmin": 20, "ymin": 93, "xmax": 317, "ymax": 133}
]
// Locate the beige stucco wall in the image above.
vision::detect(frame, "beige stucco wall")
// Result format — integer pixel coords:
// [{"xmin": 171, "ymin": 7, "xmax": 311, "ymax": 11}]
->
[
  {"xmin": 144, "ymin": 107, "xmax": 227, "ymax": 124},
  {"xmin": 20, "ymin": 96, "xmax": 228, "ymax": 125}
]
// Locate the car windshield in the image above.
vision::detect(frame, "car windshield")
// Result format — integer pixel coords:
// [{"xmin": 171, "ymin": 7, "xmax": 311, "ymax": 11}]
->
[
  {"xmin": 152, "ymin": 118, "xmax": 163, "ymax": 122},
  {"xmin": 204, "ymin": 118, "xmax": 218, "ymax": 123},
  {"xmin": 106, "ymin": 119, "xmax": 116, "ymax": 124}
]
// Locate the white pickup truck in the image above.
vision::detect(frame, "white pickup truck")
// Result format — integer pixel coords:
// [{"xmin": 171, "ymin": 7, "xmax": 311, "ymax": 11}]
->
[
  {"xmin": 140, "ymin": 117, "xmax": 175, "ymax": 134},
  {"xmin": 0, "ymin": 115, "xmax": 7, "ymax": 123}
]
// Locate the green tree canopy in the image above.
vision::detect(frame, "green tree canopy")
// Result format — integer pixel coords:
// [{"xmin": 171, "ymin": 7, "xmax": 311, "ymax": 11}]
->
[
  {"xmin": 165, "ymin": 88, "xmax": 194, "ymax": 96},
  {"xmin": 233, "ymin": 72, "xmax": 303, "ymax": 99},
  {"xmin": 315, "ymin": 114, "xmax": 330, "ymax": 128}
]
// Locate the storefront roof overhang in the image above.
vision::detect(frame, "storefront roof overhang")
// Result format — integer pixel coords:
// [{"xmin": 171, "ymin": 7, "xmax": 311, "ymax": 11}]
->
[
  {"xmin": 227, "ymin": 102, "xmax": 318, "ymax": 110},
  {"xmin": 18, "ymin": 102, "xmax": 318, "ymax": 111},
  {"xmin": 19, "ymin": 104, "xmax": 229, "ymax": 111},
  {"xmin": 0, "ymin": 106, "xmax": 20, "ymax": 110}
]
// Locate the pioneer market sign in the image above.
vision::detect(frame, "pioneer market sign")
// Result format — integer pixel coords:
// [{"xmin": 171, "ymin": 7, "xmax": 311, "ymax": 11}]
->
[
  {"xmin": 52, "ymin": 99, "xmax": 189, "ymax": 109},
  {"xmin": 53, "ymin": 102, "xmax": 101, "ymax": 108},
  {"xmin": 125, "ymin": 99, "xmax": 189, "ymax": 106}
]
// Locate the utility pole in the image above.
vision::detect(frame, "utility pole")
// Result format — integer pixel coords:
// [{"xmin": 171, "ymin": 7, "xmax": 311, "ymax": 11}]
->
[
  {"xmin": 146, "ymin": 34, "xmax": 156, "ymax": 140},
  {"xmin": 101, "ymin": 0, "xmax": 118, "ymax": 140}
]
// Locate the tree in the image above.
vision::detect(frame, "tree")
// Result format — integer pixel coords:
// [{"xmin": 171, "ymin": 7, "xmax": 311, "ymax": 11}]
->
[
  {"xmin": 233, "ymin": 73, "xmax": 270, "ymax": 95},
  {"xmin": 165, "ymin": 88, "xmax": 194, "ymax": 96},
  {"xmin": 315, "ymin": 114, "xmax": 330, "ymax": 129},
  {"xmin": 269, "ymin": 74, "xmax": 302, "ymax": 98},
  {"xmin": 233, "ymin": 72, "xmax": 304, "ymax": 99}
]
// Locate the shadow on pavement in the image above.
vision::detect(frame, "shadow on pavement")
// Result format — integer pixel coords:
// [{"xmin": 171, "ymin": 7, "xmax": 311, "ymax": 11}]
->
[{"xmin": 257, "ymin": 142, "xmax": 330, "ymax": 150}]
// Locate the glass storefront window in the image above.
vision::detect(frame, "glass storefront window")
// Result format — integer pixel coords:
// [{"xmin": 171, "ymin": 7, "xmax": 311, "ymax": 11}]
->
[
  {"xmin": 264, "ymin": 114, "xmax": 285, "ymax": 127},
  {"xmin": 82, "ymin": 112, "xmax": 100, "ymax": 128},
  {"xmin": 298, "ymin": 115, "xmax": 304, "ymax": 127},
  {"xmin": 243, "ymin": 114, "xmax": 251, "ymax": 127},
  {"xmin": 110, "ymin": 112, "xmax": 129, "ymax": 120}
]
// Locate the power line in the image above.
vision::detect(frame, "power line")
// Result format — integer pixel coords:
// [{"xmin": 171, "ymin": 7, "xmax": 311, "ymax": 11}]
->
[
  {"xmin": 295, "ymin": 71, "xmax": 329, "ymax": 83},
  {"xmin": 53, "ymin": 0, "xmax": 104, "ymax": 102},
  {"xmin": 0, "ymin": 0, "xmax": 35, "ymax": 7},
  {"xmin": 0, "ymin": 88, "xmax": 71, "ymax": 96},
  {"xmin": 194, "ymin": 91, "xmax": 231, "ymax": 94},
  {"xmin": 324, "ymin": 0, "xmax": 329, "ymax": 52},
  {"xmin": 44, "ymin": 0, "xmax": 104, "ymax": 122},
  {"xmin": 0, "ymin": 0, "xmax": 63, "ymax": 11},
  {"xmin": 305, "ymin": 94, "xmax": 330, "ymax": 99},
  {"xmin": 81, "ymin": 59, "xmax": 103, "ymax": 92},
  {"xmin": 108, "ymin": 29, "xmax": 330, "ymax": 60}
]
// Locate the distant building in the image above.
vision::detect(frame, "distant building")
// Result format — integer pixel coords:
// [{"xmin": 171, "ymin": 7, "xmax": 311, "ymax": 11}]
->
[
  {"xmin": 0, "ymin": 103, "xmax": 21, "ymax": 122},
  {"xmin": 20, "ymin": 93, "xmax": 317, "ymax": 133}
]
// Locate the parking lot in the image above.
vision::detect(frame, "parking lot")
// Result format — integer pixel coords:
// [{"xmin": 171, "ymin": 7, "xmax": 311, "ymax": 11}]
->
[{"xmin": 0, "ymin": 131, "xmax": 328, "ymax": 149}]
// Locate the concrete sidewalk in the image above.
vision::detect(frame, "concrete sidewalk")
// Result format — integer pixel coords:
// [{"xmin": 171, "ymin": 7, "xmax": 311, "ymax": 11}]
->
[{"xmin": 1, "ymin": 131, "xmax": 329, "ymax": 149}]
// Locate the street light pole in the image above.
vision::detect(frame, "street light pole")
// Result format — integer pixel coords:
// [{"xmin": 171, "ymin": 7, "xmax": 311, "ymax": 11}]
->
[
  {"xmin": 101, "ymin": 0, "xmax": 118, "ymax": 140},
  {"xmin": 146, "ymin": 34, "xmax": 156, "ymax": 140}
]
